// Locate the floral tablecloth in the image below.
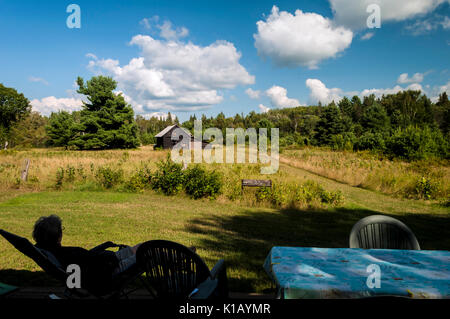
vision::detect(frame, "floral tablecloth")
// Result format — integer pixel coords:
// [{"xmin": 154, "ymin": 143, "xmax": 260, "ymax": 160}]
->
[{"xmin": 263, "ymin": 247, "xmax": 450, "ymax": 299}]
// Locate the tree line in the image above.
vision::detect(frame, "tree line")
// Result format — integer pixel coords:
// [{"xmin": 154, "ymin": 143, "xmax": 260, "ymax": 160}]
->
[{"xmin": 1, "ymin": 76, "xmax": 449, "ymax": 160}]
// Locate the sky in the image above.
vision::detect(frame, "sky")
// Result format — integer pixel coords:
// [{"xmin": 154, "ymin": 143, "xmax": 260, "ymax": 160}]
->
[{"xmin": 0, "ymin": 0, "xmax": 449, "ymax": 122}]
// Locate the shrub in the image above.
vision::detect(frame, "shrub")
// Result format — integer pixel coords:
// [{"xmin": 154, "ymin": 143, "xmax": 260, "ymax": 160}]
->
[
  {"xmin": 330, "ymin": 132, "xmax": 355, "ymax": 151},
  {"xmin": 65, "ymin": 165, "xmax": 76, "ymax": 182},
  {"xmin": 150, "ymin": 155, "xmax": 184, "ymax": 195},
  {"xmin": 55, "ymin": 167, "xmax": 64, "ymax": 189},
  {"xmin": 279, "ymin": 135, "xmax": 295, "ymax": 148},
  {"xmin": 268, "ymin": 185, "xmax": 288, "ymax": 207},
  {"xmin": 385, "ymin": 126, "xmax": 449, "ymax": 160},
  {"xmin": 441, "ymin": 198, "xmax": 450, "ymax": 207},
  {"xmin": 254, "ymin": 180, "xmax": 344, "ymax": 208},
  {"xmin": 125, "ymin": 166, "xmax": 152, "ymax": 193},
  {"xmin": 255, "ymin": 187, "xmax": 272, "ymax": 202},
  {"xmin": 414, "ymin": 177, "xmax": 441, "ymax": 200},
  {"xmin": 140, "ymin": 132, "xmax": 155, "ymax": 146},
  {"xmin": 184, "ymin": 165, "xmax": 223, "ymax": 199},
  {"xmin": 95, "ymin": 166, "xmax": 123, "ymax": 189},
  {"xmin": 297, "ymin": 180, "xmax": 344, "ymax": 206},
  {"xmin": 77, "ymin": 165, "xmax": 87, "ymax": 181},
  {"xmin": 354, "ymin": 132, "xmax": 386, "ymax": 152}
]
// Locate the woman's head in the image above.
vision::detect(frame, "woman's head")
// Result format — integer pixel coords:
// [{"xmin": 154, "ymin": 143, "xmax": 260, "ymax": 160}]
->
[{"xmin": 32, "ymin": 215, "xmax": 63, "ymax": 249}]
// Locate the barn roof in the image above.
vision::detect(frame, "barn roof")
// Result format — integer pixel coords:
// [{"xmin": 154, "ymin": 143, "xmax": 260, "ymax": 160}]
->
[{"xmin": 155, "ymin": 124, "xmax": 192, "ymax": 138}]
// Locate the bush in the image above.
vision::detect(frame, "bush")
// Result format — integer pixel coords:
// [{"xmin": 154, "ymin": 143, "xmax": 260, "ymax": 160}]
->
[
  {"xmin": 413, "ymin": 177, "xmax": 441, "ymax": 200},
  {"xmin": 184, "ymin": 165, "xmax": 223, "ymax": 199},
  {"xmin": 95, "ymin": 166, "xmax": 123, "ymax": 189},
  {"xmin": 55, "ymin": 167, "xmax": 64, "ymax": 189},
  {"xmin": 139, "ymin": 132, "xmax": 155, "ymax": 146},
  {"xmin": 150, "ymin": 155, "xmax": 184, "ymax": 195},
  {"xmin": 125, "ymin": 166, "xmax": 152, "ymax": 193},
  {"xmin": 354, "ymin": 132, "xmax": 386, "ymax": 152},
  {"xmin": 279, "ymin": 135, "xmax": 295, "ymax": 148},
  {"xmin": 296, "ymin": 180, "xmax": 344, "ymax": 206},
  {"xmin": 385, "ymin": 126, "xmax": 449, "ymax": 160},
  {"xmin": 255, "ymin": 187, "xmax": 272, "ymax": 202},
  {"xmin": 65, "ymin": 165, "xmax": 76, "ymax": 182},
  {"xmin": 330, "ymin": 132, "xmax": 356, "ymax": 151},
  {"xmin": 254, "ymin": 180, "xmax": 344, "ymax": 208}
]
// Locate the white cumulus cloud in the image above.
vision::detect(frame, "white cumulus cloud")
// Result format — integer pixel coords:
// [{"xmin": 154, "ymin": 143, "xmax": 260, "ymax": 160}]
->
[
  {"xmin": 397, "ymin": 72, "xmax": 425, "ymax": 84},
  {"xmin": 330, "ymin": 0, "xmax": 447, "ymax": 30},
  {"xmin": 158, "ymin": 20, "xmax": 189, "ymax": 41},
  {"xmin": 360, "ymin": 83, "xmax": 423, "ymax": 98},
  {"xmin": 245, "ymin": 88, "xmax": 261, "ymax": 99},
  {"xmin": 30, "ymin": 96, "xmax": 83, "ymax": 116},
  {"xmin": 258, "ymin": 104, "xmax": 270, "ymax": 113},
  {"xmin": 305, "ymin": 79, "xmax": 344, "ymax": 105},
  {"xmin": 253, "ymin": 6, "xmax": 353, "ymax": 69},
  {"xmin": 87, "ymin": 25, "xmax": 254, "ymax": 114},
  {"xmin": 266, "ymin": 85, "xmax": 301, "ymax": 108},
  {"xmin": 305, "ymin": 76, "xmax": 427, "ymax": 105},
  {"xmin": 429, "ymin": 81, "xmax": 450, "ymax": 102}
]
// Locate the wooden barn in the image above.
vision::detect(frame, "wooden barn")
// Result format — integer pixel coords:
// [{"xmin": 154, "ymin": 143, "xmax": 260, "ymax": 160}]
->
[{"xmin": 154, "ymin": 125, "xmax": 209, "ymax": 149}]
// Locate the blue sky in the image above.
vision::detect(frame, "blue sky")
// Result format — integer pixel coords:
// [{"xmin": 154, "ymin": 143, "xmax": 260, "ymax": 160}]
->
[{"xmin": 0, "ymin": 0, "xmax": 449, "ymax": 121}]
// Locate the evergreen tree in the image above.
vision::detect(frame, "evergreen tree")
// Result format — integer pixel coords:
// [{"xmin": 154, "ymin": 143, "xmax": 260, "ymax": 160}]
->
[
  {"xmin": 315, "ymin": 104, "xmax": 345, "ymax": 145},
  {"xmin": 361, "ymin": 103, "xmax": 390, "ymax": 133},
  {"xmin": 436, "ymin": 92, "xmax": 450, "ymax": 134},
  {"xmin": 338, "ymin": 97, "xmax": 353, "ymax": 119},
  {"xmin": 70, "ymin": 76, "xmax": 139, "ymax": 149},
  {"xmin": 351, "ymin": 95, "xmax": 363, "ymax": 122},
  {"xmin": 46, "ymin": 111, "xmax": 76, "ymax": 149}
]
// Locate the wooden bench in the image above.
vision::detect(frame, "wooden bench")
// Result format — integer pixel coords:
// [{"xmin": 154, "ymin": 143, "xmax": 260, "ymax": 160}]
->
[{"xmin": 241, "ymin": 179, "xmax": 272, "ymax": 190}]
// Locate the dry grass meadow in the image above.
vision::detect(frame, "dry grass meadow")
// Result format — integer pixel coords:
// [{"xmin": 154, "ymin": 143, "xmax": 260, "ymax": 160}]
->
[{"xmin": 0, "ymin": 146, "xmax": 449, "ymax": 293}]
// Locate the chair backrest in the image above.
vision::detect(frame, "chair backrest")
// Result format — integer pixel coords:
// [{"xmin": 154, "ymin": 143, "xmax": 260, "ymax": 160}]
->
[
  {"xmin": 0, "ymin": 229, "xmax": 67, "ymax": 282},
  {"xmin": 349, "ymin": 215, "xmax": 420, "ymax": 250},
  {"xmin": 136, "ymin": 240, "xmax": 211, "ymax": 298}
]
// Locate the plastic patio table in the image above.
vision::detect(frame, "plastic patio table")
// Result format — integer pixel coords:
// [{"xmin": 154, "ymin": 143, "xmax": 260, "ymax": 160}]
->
[{"xmin": 263, "ymin": 246, "xmax": 450, "ymax": 299}]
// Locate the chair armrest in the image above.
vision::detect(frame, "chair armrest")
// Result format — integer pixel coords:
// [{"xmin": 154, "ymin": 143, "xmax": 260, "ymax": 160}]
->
[
  {"xmin": 189, "ymin": 278, "xmax": 219, "ymax": 299},
  {"xmin": 210, "ymin": 259, "xmax": 225, "ymax": 279},
  {"xmin": 89, "ymin": 241, "xmax": 118, "ymax": 252}
]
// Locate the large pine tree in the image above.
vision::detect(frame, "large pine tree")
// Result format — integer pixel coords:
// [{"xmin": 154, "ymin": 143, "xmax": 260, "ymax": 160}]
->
[
  {"xmin": 315, "ymin": 104, "xmax": 345, "ymax": 145},
  {"xmin": 70, "ymin": 76, "xmax": 139, "ymax": 149}
]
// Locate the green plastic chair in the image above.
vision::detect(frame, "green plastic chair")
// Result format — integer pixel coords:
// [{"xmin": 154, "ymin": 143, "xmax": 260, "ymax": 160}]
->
[{"xmin": 349, "ymin": 215, "xmax": 420, "ymax": 250}]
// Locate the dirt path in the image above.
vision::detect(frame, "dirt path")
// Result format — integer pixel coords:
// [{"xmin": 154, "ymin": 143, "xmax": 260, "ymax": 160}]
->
[{"xmin": 280, "ymin": 156, "xmax": 449, "ymax": 216}]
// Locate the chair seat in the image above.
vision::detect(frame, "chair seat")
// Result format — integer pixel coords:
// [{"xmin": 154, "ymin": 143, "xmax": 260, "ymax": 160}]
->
[{"xmin": 136, "ymin": 240, "xmax": 228, "ymax": 299}]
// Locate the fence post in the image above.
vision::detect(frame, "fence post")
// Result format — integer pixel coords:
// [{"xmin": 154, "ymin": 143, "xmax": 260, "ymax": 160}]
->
[{"xmin": 21, "ymin": 159, "xmax": 30, "ymax": 181}]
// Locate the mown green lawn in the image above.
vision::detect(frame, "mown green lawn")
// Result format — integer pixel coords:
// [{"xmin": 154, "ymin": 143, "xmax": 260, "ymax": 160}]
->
[{"xmin": 1, "ymin": 187, "xmax": 449, "ymax": 293}]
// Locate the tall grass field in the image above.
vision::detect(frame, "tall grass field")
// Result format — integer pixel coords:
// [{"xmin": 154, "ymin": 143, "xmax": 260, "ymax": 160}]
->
[{"xmin": 0, "ymin": 146, "xmax": 449, "ymax": 293}]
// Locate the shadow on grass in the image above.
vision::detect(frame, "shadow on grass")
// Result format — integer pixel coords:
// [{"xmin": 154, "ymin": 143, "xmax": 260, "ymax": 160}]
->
[
  {"xmin": 1, "ymin": 207, "xmax": 449, "ymax": 294},
  {"xmin": 0, "ymin": 269, "xmax": 59, "ymax": 287},
  {"xmin": 185, "ymin": 207, "xmax": 450, "ymax": 293}
]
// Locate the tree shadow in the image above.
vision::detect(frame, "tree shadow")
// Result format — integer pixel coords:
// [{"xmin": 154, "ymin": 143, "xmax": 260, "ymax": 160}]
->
[{"xmin": 185, "ymin": 207, "xmax": 450, "ymax": 292}]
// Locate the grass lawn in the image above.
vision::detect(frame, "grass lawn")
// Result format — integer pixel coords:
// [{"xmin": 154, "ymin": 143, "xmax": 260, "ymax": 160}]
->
[{"xmin": 1, "ymin": 183, "xmax": 449, "ymax": 293}]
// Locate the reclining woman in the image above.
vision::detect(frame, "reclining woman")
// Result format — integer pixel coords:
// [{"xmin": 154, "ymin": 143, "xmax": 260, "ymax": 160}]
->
[
  {"xmin": 32, "ymin": 214, "xmax": 197, "ymax": 295},
  {"xmin": 32, "ymin": 215, "xmax": 142, "ymax": 293}
]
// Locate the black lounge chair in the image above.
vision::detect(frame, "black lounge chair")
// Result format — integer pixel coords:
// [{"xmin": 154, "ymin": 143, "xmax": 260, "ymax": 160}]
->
[
  {"xmin": 349, "ymin": 215, "xmax": 420, "ymax": 250},
  {"xmin": 0, "ymin": 228, "xmax": 144, "ymax": 299},
  {"xmin": 136, "ymin": 240, "xmax": 228, "ymax": 299}
]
